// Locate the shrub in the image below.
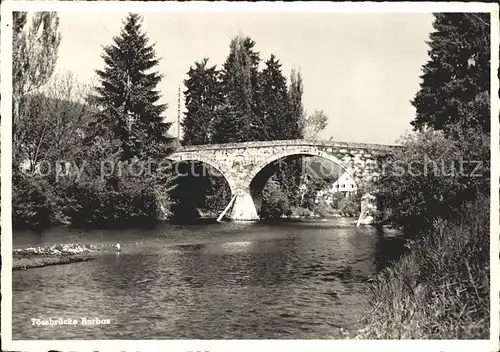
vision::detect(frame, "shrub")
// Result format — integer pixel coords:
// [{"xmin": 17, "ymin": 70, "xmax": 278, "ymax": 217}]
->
[
  {"xmin": 291, "ymin": 206, "xmax": 313, "ymax": 218},
  {"xmin": 338, "ymin": 193, "xmax": 361, "ymax": 217},
  {"xmin": 12, "ymin": 171, "xmax": 67, "ymax": 230},
  {"xmin": 65, "ymin": 156, "xmax": 174, "ymax": 228},
  {"xmin": 301, "ymin": 176, "xmax": 329, "ymax": 210},
  {"xmin": 356, "ymin": 194, "xmax": 489, "ymax": 339},
  {"xmin": 375, "ymin": 126, "xmax": 489, "ymax": 235},
  {"xmin": 329, "ymin": 191, "xmax": 344, "ymax": 209},
  {"xmin": 312, "ymin": 200, "xmax": 336, "ymax": 218},
  {"xmin": 261, "ymin": 178, "xmax": 291, "ymax": 219}
]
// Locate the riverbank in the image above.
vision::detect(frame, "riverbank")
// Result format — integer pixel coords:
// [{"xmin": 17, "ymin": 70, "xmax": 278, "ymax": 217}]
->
[
  {"xmin": 13, "ymin": 255, "xmax": 98, "ymax": 271},
  {"xmin": 349, "ymin": 197, "xmax": 489, "ymax": 339},
  {"xmin": 13, "ymin": 244, "xmax": 101, "ymax": 271}
]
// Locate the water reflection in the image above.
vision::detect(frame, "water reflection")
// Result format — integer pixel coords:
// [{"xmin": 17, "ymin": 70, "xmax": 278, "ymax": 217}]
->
[{"xmin": 12, "ymin": 219, "xmax": 404, "ymax": 339}]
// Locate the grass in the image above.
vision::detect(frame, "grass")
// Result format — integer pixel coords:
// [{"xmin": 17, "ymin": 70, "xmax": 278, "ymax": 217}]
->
[
  {"xmin": 353, "ymin": 194, "xmax": 490, "ymax": 339},
  {"xmin": 13, "ymin": 255, "xmax": 97, "ymax": 271},
  {"xmin": 12, "ymin": 243, "xmax": 100, "ymax": 271}
]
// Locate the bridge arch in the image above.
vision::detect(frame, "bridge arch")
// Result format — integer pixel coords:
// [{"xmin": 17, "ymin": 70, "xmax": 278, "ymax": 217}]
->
[
  {"xmin": 167, "ymin": 156, "xmax": 237, "ymax": 194},
  {"xmin": 245, "ymin": 147, "xmax": 356, "ymax": 189},
  {"xmin": 168, "ymin": 141, "xmax": 390, "ymax": 221}
]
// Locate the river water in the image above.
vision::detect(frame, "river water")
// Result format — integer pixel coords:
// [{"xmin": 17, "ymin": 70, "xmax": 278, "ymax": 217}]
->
[{"xmin": 12, "ymin": 218, "xmax": 404, "ymax": 339}]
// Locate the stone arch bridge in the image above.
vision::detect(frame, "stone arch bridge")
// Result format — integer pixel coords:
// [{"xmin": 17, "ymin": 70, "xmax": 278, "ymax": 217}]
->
[{"xmin": 169, "ymin": 139, "xmax": 395, "ymax": 221}]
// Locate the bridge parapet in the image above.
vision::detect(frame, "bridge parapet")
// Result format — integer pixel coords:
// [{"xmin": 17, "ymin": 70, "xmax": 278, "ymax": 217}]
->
[{"xmin": 174, "ymin": 139, "xmax": 400, "ymax": 153}]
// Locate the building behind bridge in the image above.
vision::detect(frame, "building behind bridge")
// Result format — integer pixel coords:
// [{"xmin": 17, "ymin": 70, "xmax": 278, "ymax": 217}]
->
[{"xmin": 315, "ymin": 172, "xmax": 358, "ymax": 206}]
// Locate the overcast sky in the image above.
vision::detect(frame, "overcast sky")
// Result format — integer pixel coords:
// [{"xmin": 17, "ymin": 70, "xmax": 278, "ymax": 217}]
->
[{"xmin": 53, "ymin": 11, "xmax": 434, "ymax": 145}]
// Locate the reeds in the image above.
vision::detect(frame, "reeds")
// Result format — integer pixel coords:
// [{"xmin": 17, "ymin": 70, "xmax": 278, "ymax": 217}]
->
[{"xmin": 355, "ymin": 194, "xmax": 490, "ymax": 339}]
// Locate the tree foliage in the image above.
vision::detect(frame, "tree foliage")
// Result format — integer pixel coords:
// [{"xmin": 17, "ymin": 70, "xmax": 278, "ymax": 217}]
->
[
  {"xmin": 13, "ymin": 11, "xmax": 61, "ymax": 166},
  {"xmin": 182, "ymin": 58, "xmax": 223, "ymax": 145},
  {"xmin": 70, "ymin": 13, "xmax": 177, "ymax": 227},
  {"xmin": 375, "ymin": 126, "xmax": 489, "ymax": 234},
  {"xmin": 12, "ymin": 11, "xmax": 66, "ymax": 230},
  {"xmin": 300, "ymin": 175, "xmax": 329, "ymax": 211},
  {"xmin": 179, "ymin": 35, "xmax": 311, "ymax": 218},
  {"xmin": 182, "ymin": 35, "xmax": 306, "ymax": 145},
  {"xmin": 363, "ymin": 14, "xmax": 491, "ymax": 337},
  {"xmin": 288, "ymin": 68, "xmax": 306, "ymax": 139},
  {"xmin": 14, "ymin": 13, "xmax": 180, "ymax": 230},
  {"xmin": 211, "ymin": 35, "xmax": 261, "ymax": 143},
  {"xmin": 411, "ymin": 13, "xmax": 490, "ymax": 134},
  {"xmin": 89, "ymin": 13, "xmax": 173, "ymax": 161},
  {"xmin": 269, "ymin": 68, "xmax": 307, "ymax": 208},
  {"xmin": 381, "ymin": 12, "xmax": 492, "ymax": 234},
  {"xmin": 259, "ymin": 54, "xmax": 291, "ymax": 140},
  {"xmin": 260, "ymin": 178, "xmax": 291, "ymax": 219},
  {"xmin": 19, "ymin": 72, "xmax": 93, "ymax": 173},
  {"xmin": 302, "ymin": 110, "xmax": 328, "ymax": 140}
]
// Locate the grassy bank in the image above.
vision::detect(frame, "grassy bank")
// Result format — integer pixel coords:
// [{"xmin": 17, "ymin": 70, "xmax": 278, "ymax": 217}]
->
[
  {"xmin": 13, "ymin": 244, "xmax": 100, "ymax": 271},
  {"xmin": 353, "ymin": 196, "xmax": 489, "ymax": 339},
  {"xmin": 13, "ymin": 255, "xmax": 97, "ymax": 271}
]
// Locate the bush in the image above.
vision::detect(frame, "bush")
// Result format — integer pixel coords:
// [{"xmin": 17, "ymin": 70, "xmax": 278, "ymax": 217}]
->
[
  {"xmin": 375, "ymin": 126, "xmax": 489, "ymax": 235},
  {"xmin": 301, "ymin": 176, "xmax": 329, "ymax": 210},
  {"xmin": 356, "ymin": 194, "xmax": 489, "ymax": 339},
  {"xmin": 290, "ymin": 206, "xmax": 313, "ymax": 218},
  {"xmin": 12, "ymin": 171, "xmax": 67, "ymax": 230},
  {"xmin": 338, "ymin": 193, "xmax": 361, "ymax": 217},
  {"xmin": 261, "ymin": 178, "xmax": 291, "ymax": 219},
  {"xmin": 329, "ymin": 191, "xmax": 345, "ymax": 209},
  {"xmin": 312, "ymin": 200, "xmax": 336, "ymax": 218},
  {"xmin": 65, "ymin": 160, "xmax": 170, "ymax": 228}
]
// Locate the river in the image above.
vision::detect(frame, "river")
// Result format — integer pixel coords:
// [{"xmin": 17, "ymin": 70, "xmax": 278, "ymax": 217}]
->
[{"xmin": 12, "ymin": 218, "xmax": 405, "ymax": 339}]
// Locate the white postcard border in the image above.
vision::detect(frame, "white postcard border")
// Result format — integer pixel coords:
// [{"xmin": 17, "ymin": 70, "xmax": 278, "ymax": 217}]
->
[{"xmin": 1, "ymin": 2, "xmax": 499, "ymax": 352}]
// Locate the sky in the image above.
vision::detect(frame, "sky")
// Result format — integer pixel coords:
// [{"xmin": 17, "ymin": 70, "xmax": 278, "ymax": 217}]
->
[{"xmin": 52, "ymin": 11, "xmax": 434, "ymax": 145}]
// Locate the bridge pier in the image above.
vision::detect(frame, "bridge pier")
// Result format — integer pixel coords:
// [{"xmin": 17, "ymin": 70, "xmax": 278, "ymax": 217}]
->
[{"xmin": 228, "ymin": 189, "xmax": 259, "ymax": 221}]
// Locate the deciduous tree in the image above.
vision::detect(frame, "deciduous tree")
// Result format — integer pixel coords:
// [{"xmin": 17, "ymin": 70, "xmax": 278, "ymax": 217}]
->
[
  {"xmin": 13, "ymin": 11, "xmax": 61, "ymax": 166},
  {"xmin": 302, "ymin": 110, "xmax": 328, "ymax": 140},
  {"xmin": 20, "ymin": 71, "xmax": 93, "ymax": 173},
  {"xmin": 375, "ymin": 126, "xmax": 489, "ymax": 234},
  {"xmin": 288, "ymin": 68, "xmax": 305, "ymax": 139}
]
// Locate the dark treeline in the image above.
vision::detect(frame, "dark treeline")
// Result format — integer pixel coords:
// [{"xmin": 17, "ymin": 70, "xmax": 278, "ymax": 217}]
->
[
  {"xmin": 13, "ymin": 13, "xmax": 177, "ymax": 230},
  {"xmin": 12, "ymin": 13, "xmax": 328, "ymax": 230},
  {"xmin": 173, "ymin": 35, "xmax": 315, "ymax": 221}
]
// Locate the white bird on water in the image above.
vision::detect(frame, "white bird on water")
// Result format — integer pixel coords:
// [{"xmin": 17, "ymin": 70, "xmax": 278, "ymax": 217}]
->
[{"xmin": 116, "ymin": 243, "xmax": 121, "ymax": 252}]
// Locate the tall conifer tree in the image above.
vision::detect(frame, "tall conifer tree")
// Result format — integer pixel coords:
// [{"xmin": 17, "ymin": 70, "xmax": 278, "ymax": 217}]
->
[
  {"xmin": 182, "ymin": 58, "xmax": 222, "ymax": 145},
  {"xmin": 259, "ymin": 54, "xmax": 290, "ymax": 140},
  {"xmin": 214, "ymin": 35, "xmax": 261, "ymax": 143},
  {"xmin": 411, "ymin": 13, "xmax": 490, "ymax": 134},
  {"xmin": 175, "ymin": 58, "xmax": 228, "ymax": 221},
  {"xmin": 75, "ymin": 13, "xmax": 176, "ymax": 225},
  {"xmin": 89, "ymin": 13, "xmax": 174, "ymax": 161}
]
